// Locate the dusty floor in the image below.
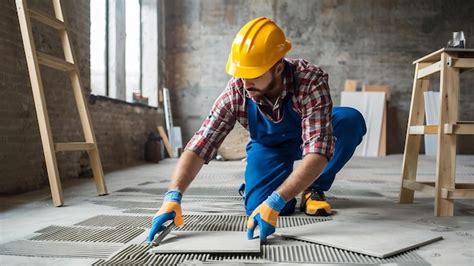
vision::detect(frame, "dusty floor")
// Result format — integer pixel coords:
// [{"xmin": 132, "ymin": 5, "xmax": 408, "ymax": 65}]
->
[{"xmin": 0, "ymin": 155, "xmax": 473, "ymax": 265}]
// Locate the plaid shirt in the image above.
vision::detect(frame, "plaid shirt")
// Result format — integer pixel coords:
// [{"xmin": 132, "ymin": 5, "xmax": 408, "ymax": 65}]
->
[{"xmin": 185, "ymin": 58, "xmax": 335, "ymax": 163}]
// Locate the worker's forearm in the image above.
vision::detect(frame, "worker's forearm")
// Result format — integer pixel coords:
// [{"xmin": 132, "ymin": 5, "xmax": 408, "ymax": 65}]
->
[
  {"xmin": 168, "ymin": 150, "xmax": 205, "ymax": 193},
  {"xmin": 276, "ymin": 153, "xmax": 328, "ymax": 201}
]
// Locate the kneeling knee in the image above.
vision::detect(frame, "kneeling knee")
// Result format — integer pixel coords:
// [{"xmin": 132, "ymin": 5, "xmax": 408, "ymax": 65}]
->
[{"xmin": 340, "ymin": 107, "xmax": 367, "ymax": 137}]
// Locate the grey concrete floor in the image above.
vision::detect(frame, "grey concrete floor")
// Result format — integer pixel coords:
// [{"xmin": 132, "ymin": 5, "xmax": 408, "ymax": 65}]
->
[{"xmin": 0, "ymin": 155, "xmax": 473, "ymax": 265}]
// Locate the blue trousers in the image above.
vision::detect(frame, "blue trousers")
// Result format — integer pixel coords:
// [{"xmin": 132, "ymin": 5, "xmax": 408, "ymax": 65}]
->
[{"xmin": 244, "ymin": 107, "xmax": 366, "ymax": 215}]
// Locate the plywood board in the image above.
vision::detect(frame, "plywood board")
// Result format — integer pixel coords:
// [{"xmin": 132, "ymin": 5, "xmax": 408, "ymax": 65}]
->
[
  {"xmin": 363, "ymin": 84, "xmax": 391, "ymax": 101},
  {"xmin": 424, "ymin": 91, "xmax": 440, "ymax": 156},
  {"xmin": 276, "ymin": 220, "xmax": 442, "ymax": 258},
  {"xmin": 341, "ymin": 92, "xmax": 385, "ymax": 157},
  {"xmin": 149, "ymin": 231, "xmax": 260, "ymax": 254},
  {"xmin": 344, "ymin": 80, "xmax": 357, "ymax": 91},
  {"xmin": 362, "ymin": 85, "xmax": 391, "ymax": 156}
]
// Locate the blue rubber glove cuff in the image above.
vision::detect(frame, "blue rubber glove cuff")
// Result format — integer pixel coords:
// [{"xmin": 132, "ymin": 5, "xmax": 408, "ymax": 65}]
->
[
  {"xmin": 164, "ymin": 190, "xmax": 182, "ymax": 203},
  {"xmin": 264, "ymin": 191, "xmax": 287, "ymax": 212}
]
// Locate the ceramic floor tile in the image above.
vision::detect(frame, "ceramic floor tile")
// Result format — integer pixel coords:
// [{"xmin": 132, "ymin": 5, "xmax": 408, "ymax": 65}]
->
[
  {"xmin": 276, "ymin": 219, "xmax": 442, "ymax": 258},
  {"xmin": 149, "ymin": 231, "xmax": 261, "ymax": 254}
]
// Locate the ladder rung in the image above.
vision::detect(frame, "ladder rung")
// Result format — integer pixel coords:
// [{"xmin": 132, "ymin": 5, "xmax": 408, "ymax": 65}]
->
[
  {"xmin": 28, "ymin": 9, "xmax": 65, "ymax": 30},
  {"xmin": 55, "ymin": 142, "xmax": 95, "ymax": 152},
  {"xmin": 37, "ymin": 52, "xmax": 75, "ymax": 72}
]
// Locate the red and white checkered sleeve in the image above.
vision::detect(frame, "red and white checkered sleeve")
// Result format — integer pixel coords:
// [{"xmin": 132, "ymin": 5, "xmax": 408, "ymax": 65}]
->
[
  {"xmin": 300, "ymin": 72, "xmax": 336, "ymax": 160},
  {"xmin": 184, "ymin": 87, "xmax": 237, "ymax": 163}
]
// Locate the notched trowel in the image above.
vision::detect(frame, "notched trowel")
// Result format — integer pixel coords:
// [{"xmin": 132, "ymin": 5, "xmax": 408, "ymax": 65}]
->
[{"xmin": 150, "ymin": 220, "xmax": 175, "ymax": 247}]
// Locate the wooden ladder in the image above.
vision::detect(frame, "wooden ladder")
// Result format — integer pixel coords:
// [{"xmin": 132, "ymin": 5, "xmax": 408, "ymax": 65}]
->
[
  {"xmin": 399, "ymin": 48, "xmax": 474, "ymax": 216},
  {"xmin": 16, "ymin": 0, "xmax": 107, "ymax": 206}
]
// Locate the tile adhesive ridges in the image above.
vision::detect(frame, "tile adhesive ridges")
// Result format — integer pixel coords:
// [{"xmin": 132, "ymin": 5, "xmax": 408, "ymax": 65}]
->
[
  {"xmin": 32, "ymin": 225, "xmax": 144, "ymax": 243},
  {"xmin": 0, "ymin": 240, "xmax": 122, "ymax": 258},
  {"xmin": 75, "ymin": 214, "xmax": 330, "ymax": 231},
  {"xmin": 1, "ymin": 193, "xmax": 429, "ymax": 264},
  {"xmin": 93, "ymin": 243, "xmax": 428, "ymax": 265}
]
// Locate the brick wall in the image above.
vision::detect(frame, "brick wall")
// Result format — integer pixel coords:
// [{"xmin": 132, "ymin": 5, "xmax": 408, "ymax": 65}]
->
[{"xmin": 0, "ymin": 0, "xmax": 163, "ymax": 194}]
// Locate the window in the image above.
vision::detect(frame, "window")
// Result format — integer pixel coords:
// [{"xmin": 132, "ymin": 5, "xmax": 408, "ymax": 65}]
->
[
  {"xmin": 90, "ymin": 0, "xmax": 106, "ymax": 96},
  {"xmin": 90, "ymin": 0, "xmax": 147, "ymax": 105},
  {"xmin": 125, "ymin": 0, "xmax": 141, "ymax": 103}
]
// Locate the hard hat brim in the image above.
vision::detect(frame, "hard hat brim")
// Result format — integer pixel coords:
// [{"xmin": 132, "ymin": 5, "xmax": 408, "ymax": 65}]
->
[
  {"xmin": 226, "ymin": 59, "xmax": 277, "ymax": 79},
  {"xmin": 225, "ymin": 43, "xmax": 291, "ymax": 79}
]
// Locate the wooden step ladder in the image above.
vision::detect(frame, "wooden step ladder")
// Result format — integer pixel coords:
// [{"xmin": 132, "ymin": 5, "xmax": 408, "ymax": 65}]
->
[
  {"xmin": 16, "ymin": 0, "xmax": 107, "ymax": 207},
  {"xmin": 399, "ymin": 48, "xmax": 474, "ymax": 216}
]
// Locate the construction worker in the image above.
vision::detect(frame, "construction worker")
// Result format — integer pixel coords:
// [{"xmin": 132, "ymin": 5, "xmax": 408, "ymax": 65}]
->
[{"xmin": 148, "ymin": 17, "xmax": 366, "ymax": 242}]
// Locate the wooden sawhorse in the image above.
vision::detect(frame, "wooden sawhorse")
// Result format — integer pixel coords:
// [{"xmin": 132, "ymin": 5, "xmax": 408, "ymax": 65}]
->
[{"xmin": 399, "ymin": 48, "xmax": 474, "ymax": 216}]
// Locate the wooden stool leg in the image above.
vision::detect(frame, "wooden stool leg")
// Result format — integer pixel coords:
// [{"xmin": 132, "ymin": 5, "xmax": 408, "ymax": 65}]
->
[
  {"xmin": 435, "ymin": 53, "xmax": 459, "ymax": 216},
  {"xmin": 399, "ymin": 63, "xmax": 430, "ymax": 203}
]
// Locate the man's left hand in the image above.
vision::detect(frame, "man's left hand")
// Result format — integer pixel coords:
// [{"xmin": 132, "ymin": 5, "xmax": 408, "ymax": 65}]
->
[{"xmin": 247, "ymin": 191, "xmax": 287, "ymax": 241}]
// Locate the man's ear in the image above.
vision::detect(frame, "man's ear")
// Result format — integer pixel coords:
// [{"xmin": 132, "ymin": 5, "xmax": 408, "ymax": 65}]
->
[{"xmin": 275, "ymin": 61, "xmax": 284, "ymax": 76}]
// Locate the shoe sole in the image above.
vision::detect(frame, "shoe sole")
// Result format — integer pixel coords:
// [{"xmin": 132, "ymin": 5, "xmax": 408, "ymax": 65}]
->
[
  {"xmin": 300, "ymin": 205, "xmax": 332, "ymax": 216},
  {"xmin": 305, "ymin": 208, "xmax": 331, "ymax": 216}
]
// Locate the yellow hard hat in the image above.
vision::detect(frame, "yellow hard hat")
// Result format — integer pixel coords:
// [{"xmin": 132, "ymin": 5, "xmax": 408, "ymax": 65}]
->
[{"xmin": 226, "ymin": 17, "xmax": 291, "ymax": 79}]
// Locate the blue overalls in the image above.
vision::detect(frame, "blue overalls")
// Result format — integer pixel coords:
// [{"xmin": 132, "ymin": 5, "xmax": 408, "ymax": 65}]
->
[{"xmin": 243, "ymin": 92, "xmax": 366, "ymax": 216}]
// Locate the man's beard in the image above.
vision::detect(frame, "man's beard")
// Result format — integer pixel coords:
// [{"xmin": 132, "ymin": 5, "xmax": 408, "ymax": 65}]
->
[{"xmin": 246, "ymin": 72, "xmax": 277, "ymax": 101}]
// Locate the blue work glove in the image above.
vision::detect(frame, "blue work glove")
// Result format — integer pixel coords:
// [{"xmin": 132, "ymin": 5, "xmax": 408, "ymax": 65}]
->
[
  {"xmin": 247, "ymin": 191, "xmax": 287, "ymax": 241},
  {"xmin": 147, "ymin": 190, "xmax": 184, "ymax": 243}
]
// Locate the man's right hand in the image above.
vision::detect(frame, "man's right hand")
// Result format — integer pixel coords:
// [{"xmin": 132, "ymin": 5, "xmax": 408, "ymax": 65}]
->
[{"xmin": 147, "ymin": 190, "xmax": 184, "ymax": 243}]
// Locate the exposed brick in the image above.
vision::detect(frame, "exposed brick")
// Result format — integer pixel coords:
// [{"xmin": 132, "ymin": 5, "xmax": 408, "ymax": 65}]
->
[{"xmin": 0, "ymin": 0, "xmax": 163, "ymax": 194}]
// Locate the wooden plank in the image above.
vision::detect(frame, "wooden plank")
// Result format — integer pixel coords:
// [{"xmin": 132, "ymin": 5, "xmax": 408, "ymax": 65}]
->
[
  {"xmin": 88, "ymin": 147, "xmax": 107, "ymax": 195},
  {"xmin": 413, "ymin": 48, "xmax": 445, "ymax": 64},
  {"xmin": 362, "ymin": 85, "xmax": 391, "ymax": 101},
  {"xmin": 399, "ymin": 63, "xmax": 430, "ymax": 203},
  {"xmin": 344, "ymin": 80, "xmax": 357, "ymax": 92},
  {"xmin": 362, "ymin": 85, "xmax": 391, "ymax": 156},
  {"xmin": 28, "ymin": 8, "xmax": 65, "ymax": 30},
  {"xmin": 413, "ymin": 48, "xmax": 474, "ymax": 64},
  {"xmin": 410, "ymin": 181, "xmax": 474, "ymax": 189},
  {"xmin": 441, "ymin": 189, "xmax": 474, "ymax": 200},
  {"xmin": 409, "ymin": 125, "xmax": 438, "ymax": 135},
  {"xmin": 379, "ymin": 105, "xmax": 387, "ymax": 156},
  {"xmin": 435, "ymin": 52, "xmax": 458, "ymax": 216},
  {"xmin": 158, "ymin": 126, "xmax": 174, "ymax": 158},
  {"xmin": 15, "ymin": 0, "xmax": 63, "ymax": 206},
  {"xmin": 417, "ymin": 61, "xmax": 441, "ymax": 79},
  {"xmin": 418, "ymin": 181, "xmax": 474, "ymax": 189},
  {"xmin": 444, "ymin": 123, "xmax": 474, "ymax": 135},
  {"xmin": 448, "ymin": 58, "xmax": 474, "ymax": 68},
  {"xmin": 341, "ymin": 92, "xmax": 385, "ymax": 157},
  {"xmin": 52, "ymin": 0, "xmax": 107, "ymax": 195},
  {"xmin": 402, "ymin": 180, "xmax": 435, "ymax": 195},
  {"xmin": 37, "ymin": 52, "xmax": 75, "ymax": 72},
  {"xmin": 55, "ymin": 142, "xmax": 95, "ymax": 152}
]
